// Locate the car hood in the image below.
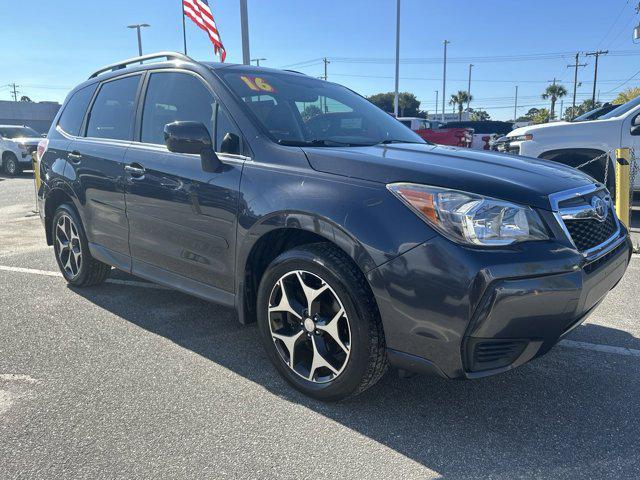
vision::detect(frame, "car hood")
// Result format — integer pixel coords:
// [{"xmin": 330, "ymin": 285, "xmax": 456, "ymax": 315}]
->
[
  {"xmin": 508, "ymin": 118, "xmax": 618, "ymax": 139},
  {"xmin": 13, "ymin": 136, "xmax": 41, "ymax": 146},
  {"xmin": 302, "ymin": 143, "xmax": 596, "ymax": 210}
]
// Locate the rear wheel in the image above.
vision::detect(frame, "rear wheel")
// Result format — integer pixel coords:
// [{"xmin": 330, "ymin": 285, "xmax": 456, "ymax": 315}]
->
[
  {"xmin": 257, "ymin": 243, "xmax": 387, "ymax": 401},
  {"xmin": 52, "ymin": 204, "xmax": 110, "ymax": 287},
  {"xmin": 3, "ymin": 153, "xmax": 20, "ymax": 176}
]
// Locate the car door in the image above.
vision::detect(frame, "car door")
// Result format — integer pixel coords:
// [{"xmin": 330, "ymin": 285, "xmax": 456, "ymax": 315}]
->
[
  {"xmin": 124, "ymin": 70, "xmax": 245, "ymax": 298},
  {"xmin": 66, "ymin": 74, "xmax": 143, "ymax": 270}
]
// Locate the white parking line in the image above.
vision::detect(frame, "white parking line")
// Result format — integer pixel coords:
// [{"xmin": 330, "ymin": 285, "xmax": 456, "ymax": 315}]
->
[
  {"xmin": 1, "ymin": 263, "xmax": 639, "ymax": 359},
  {"xmin": 0, "ymin": 264, "xmax": 167, "ymax": 290},
  {"xmin": 559, "ymin": 339, "xmax": 640, "ymax": 357}
]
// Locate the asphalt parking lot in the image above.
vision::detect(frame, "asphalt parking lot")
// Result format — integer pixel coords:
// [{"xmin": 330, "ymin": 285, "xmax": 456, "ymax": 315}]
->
[{"xmin": 1, "ymin": 173, "xmax": 639, "ymax": 479}]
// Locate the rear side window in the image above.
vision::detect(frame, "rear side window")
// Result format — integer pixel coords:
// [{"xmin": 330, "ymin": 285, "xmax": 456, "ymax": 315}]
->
[
  {"xmin": 86, "ymin": 75, "xmax": 141, "ymax": 140},
  {"xmin": 58, "ymin": 84, "xmax": 97, "ymax": 136},
  {"xmin": 141, "ymin": 72, "xmax": 215, "ymax": 145}
]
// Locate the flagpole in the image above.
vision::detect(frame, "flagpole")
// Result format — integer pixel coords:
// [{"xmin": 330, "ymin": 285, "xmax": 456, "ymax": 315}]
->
[{"xmin": 182, "ymin": 2, "xmax": 188, "ymax": 55}]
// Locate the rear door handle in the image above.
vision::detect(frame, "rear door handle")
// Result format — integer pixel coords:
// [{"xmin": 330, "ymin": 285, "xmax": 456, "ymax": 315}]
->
[
  {"xmin": 125, "ymin": 163, "xmax": 145, "ymax": 178},
  {"xmin": 68, "ymin": 151, "xmax": 82, "ymax": 163}
]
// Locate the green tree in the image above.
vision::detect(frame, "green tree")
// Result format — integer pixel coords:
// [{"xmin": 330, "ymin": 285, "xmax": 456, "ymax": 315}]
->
[
  {"xmin": 449, "ymin": 90, "xmax": 472, "ymax": 121},
  {"xmin": 366, "ymin": 92, "xmax": 421, "ymax": 117},
  {"xmin": 469, "ymin": 109, "xmax": 490, "ymax": 121},
  {"xmin": 301, "ymin": 105, "xmax": 323, "ymax": 122},
  {"xmin": 516, "ymin": 108, "xmax": 540, "ymax": 122},
  {"xmin": 532, "ymin": 108, "xmax": 551, "ymax": 124},
  {"xmin": 563, "ymin": 99, "xmax": 599, "ymax": 121},
  {"xmin": 612, "ymin": 87, "xmax": 640, "ymax": 105},
  {"xmin": 541, "ymin": 84, "xmax": 568, "ymax": 120}
]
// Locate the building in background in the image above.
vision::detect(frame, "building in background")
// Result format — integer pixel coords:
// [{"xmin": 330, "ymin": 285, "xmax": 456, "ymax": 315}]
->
[
  {"xmin": 0, "ymin": 100, "xmax": 60, "ymax": 133},
  {"xmin": 427, "ymin": 112, "xmax": 471, "ymax": 123}
]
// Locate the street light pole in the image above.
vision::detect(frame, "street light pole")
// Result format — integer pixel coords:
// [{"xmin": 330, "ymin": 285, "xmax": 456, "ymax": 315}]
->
[
  {"xmin": 513, "ymin": 85, "xmax": 518, "ymax": 122},
  {"xmin": 240, "ymin": 0, "xmax": 250, "ymax": 65},
  {"xmin": 435, "ymin": 90, "xmax": 439, "ymax": 117},
  {"xmin": 251, "ymin": 58, "xmax": 266, "ymax": 66},
  {"xmin": 127, "ymin": 24, "xmax": 150, "ymax": 58},
  {"xmin": 393, "ymin": 0, "xmax": 401, "ymax": 117},
  {"xmin": 467, "ymin": 63, "xmax": 473, "ymax": 110},
  {"xmin": 442, "ymin": 40, "xmax": 450, "ymax": 123}
]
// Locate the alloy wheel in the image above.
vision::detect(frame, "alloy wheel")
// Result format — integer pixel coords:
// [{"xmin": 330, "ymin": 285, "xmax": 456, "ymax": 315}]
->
[
  {"xmin": 5, "ymin": 159, "xmax": 16, "ymax": 175},
  {"xmin": 55, "ymin": 214, "xmax": 82, "ymax": 278},
  {"xmin": 268, "ymin": 270, "xmax": 351, "ymax": 383}
]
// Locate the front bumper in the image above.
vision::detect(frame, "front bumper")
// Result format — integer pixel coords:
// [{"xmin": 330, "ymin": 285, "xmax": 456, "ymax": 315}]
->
[{"xmin": 367, "ymin": 228, "xmax": 632, "ymax": 379}]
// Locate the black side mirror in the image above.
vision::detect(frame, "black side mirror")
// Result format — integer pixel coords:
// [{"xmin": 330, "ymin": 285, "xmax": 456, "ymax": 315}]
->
[
  {"xmin": 631, "ymin": 125, "xmax": 640, "ymax": 136},
  {"xmin": 220, "ymin": 132, "xmax": 241, "ymax": 155},
  {"xmin": 164, "ymin": 121, "xmax": 221, "ymax": 172}
]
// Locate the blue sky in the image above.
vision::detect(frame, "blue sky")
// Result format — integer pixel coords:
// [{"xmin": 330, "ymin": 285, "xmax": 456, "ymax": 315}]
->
[{"xmin": 3, "ymin": 0, "xmax": 640, "ymax": 120}]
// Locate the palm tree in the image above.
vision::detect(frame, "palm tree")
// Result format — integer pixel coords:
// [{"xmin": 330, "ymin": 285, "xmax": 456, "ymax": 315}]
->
[
  {"xmin": 541, "ymin": 84, "xmax": 568, "ymax": 120},
  {"xmin": 449, "ymin": 91, "xmax": 472, "ymax": 121}
]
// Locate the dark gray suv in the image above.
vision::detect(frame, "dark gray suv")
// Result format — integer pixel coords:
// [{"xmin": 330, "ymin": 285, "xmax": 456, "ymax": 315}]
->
[{"xmin": 37, "ymin": 52, "xmax": 632, "ymax": 400}]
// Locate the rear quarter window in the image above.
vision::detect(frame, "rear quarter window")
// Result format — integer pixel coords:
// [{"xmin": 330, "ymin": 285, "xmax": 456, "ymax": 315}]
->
[{"xmin": 58, "ymin": 84, "xmax": 98, "ymax": 136}]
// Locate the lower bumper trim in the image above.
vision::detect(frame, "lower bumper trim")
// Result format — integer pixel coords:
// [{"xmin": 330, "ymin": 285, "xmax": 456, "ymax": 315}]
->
[{"xmin": 387, "ymin": 349, "xmax": 449, "ymax": 379}]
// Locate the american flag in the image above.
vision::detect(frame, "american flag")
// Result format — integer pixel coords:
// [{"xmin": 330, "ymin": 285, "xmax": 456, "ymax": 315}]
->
[{"xmin": 183, "ymin": 0, "xmax": 226, "ymax": 62}]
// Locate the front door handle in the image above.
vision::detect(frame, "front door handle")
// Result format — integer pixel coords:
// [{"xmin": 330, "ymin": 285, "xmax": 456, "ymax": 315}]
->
[{"xmin": 125, "ymin": 163, "xmax": 145, "ymax": 178}]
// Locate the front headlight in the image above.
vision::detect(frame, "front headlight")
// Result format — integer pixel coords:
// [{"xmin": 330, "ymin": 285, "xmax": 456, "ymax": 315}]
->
[
  {"xmin": 509, "ymin": 133, "xmax": 533, "ymax": 142},
  {"xmin": 387, "ymin": 183, "xmax": 549, "ymax": 246}
]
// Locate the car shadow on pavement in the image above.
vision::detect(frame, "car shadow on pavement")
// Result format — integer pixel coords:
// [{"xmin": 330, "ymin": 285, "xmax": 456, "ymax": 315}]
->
[{"xmin": 70, "ymin": 278, "xmax": 640, "ymax": 478}]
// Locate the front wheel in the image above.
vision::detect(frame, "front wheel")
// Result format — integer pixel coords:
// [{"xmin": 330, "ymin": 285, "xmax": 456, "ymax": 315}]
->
[
  {"xmin": 3, "ymin": 154, "xmax": 20, "ymax": 176},
  {"xmin": 257, "ymin": 243, "xmax": 388, "ymax": 401},
  {"xmin": 52, "ymin": 204, "xmax": 111, "ymax": 287}
]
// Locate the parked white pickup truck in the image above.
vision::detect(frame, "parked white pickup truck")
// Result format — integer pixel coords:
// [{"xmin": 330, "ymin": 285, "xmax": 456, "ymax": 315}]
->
[
  {"xmin": 0, "ymin": 125, "xmax": 42, "ymax": 176},
  {"xmin": 506, "ymin": 96, "xmax": 640, "ymax": 194}
]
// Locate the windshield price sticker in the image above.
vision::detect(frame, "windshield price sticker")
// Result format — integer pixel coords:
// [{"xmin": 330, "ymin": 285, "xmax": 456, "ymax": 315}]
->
[{"xmin": 240, "ymin": 76, "xmax": 276, "ymax": 93}]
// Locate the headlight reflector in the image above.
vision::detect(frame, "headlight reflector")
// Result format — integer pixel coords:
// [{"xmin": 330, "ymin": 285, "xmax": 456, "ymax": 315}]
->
[{"xmin": 388, "ymin": 184, "xmax": 549, "ymax": 246}]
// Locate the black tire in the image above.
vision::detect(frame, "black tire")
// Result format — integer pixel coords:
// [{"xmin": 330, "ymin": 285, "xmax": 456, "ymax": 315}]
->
[
  {"xmin": 52, "ymin": 203, "xmax": 111, "ymax": 287},
  {"xmin": 3, "ymin": 153, "xmax": 21, "ymax": 176},
  {"xmin": 257, "ymin": 243, "xmax": 388, "ymax": 401}
]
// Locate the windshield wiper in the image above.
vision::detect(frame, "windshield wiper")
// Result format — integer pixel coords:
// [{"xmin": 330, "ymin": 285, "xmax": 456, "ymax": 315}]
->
[
  {"xmin": 376, "ymin": 139, "xmax": 426, "ymax": 145},
  {"xmin": 278, "ymin": 139, "xmax": 376, "ymax": 147}
]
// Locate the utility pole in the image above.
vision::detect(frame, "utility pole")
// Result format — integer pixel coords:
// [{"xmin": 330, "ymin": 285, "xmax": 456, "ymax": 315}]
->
[
  {"xmin": 585, "ymin": 50, "xmax": 608, "ymax": 104},
  {"xmin": 442, "ymin": 40, "xmax": 450, "ymax": 123},
  {"xmin": 251, "ymin": 58, "xmax": 266, "ymax": 66},
  {"xmin": 559, "ymin": 99, "xmax": 564, "ymax": 120},
  {"xmin": 393, "ymin": 0, "xmax": 401, "ymax": 117},
  {"xmin": 567, "ymin": 52, "xmax": 586, "ymax": 119},
  {"xmin": 323, "ymin": 57, "xmax": 330, "ymax": 81},
  {"xmin": 127, "ymin": 24, "xmax": 150, "ymax": 58},
  {"xmin": 513, "ymin": 85, "xmax": 518, "ymax": 121},
  {"xmin": 240, "ymin": 0, "xmax": 250, "ymax": 65},
  {"xmin": 8, "ymin": 83, "xmax": 19, "ymax": 102},
  {"xmin": 435, "ymin": 90, "xmax": 439, "ymax": 116},
  {"xmin": 467, "ymin": 63, "xmax": 473, "ymax": 110}
]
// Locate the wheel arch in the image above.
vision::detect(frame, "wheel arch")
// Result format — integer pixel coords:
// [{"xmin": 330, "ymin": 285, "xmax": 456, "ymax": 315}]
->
[
  {"xmin": 236, "ymin": 211, "xmax": 380, "ymax": 325},
  {"xmin": 43, "ymin": 185, "xmax": 81, "ymax": 246},
  {"xmin": 539, "ymin": 147, "xmax": 615, "ymax": 193}
]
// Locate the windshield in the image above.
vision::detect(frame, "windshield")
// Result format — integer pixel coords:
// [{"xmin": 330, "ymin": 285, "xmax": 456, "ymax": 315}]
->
[
  {"xmin": 0, "ymin": 126, "xmax": 40, "ymax": 139},
  {"xmin": 599, "ymin": 96, "xmax": 640, "ymax": 120},
  {"xmin": 219, "ymin": 69, "xmax": 425, "ymax": 146}
]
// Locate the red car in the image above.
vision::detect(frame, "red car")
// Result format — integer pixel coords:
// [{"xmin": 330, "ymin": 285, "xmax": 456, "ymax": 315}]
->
[{"xmin": 398, "ymin": 117, "xmax": 472, "ymax": 148}]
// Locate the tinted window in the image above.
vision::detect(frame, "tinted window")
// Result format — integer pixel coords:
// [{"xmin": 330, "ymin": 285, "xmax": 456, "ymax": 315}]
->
[
  {"xmin": 86, "ymin": 76, "xmax": 140, "ymax": 140},
  {"xmin": 58, "ymin": 85, "xmax": 97, "ymax": 136},
  {"xmin": 215, "ymin": 106, "xmax": 241, "ymax": 154},
  {"xmin": 600, "ymin": 95, "xmax": 640, "ymax": 119},
  {"xmin": 141, "ymin": 72, "xmax": 215, "ymax": 145},
  {"xmin": 221, "ymin": 69, "xmax": 423, "ymax": 146}
]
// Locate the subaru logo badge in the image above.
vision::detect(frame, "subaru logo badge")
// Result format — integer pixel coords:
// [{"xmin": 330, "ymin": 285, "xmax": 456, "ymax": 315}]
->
[{"xmin": 591, "ymin": 196, "xmax": 608, "ymax": 222}]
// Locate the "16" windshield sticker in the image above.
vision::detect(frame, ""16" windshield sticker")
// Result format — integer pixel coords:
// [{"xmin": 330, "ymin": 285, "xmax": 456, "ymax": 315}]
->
[{"xmin": 240, "ymin": 76, "xmax": 276, "ymax": 93}]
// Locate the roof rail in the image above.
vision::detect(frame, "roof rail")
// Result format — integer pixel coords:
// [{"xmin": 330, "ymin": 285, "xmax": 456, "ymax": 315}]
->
[{"xmin": 88, "ymin": 51, "xmax": 193, "ymax": 79}]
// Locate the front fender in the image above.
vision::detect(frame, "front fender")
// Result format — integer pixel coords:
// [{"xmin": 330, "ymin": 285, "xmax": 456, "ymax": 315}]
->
[{"xmin": 236, "ymin": 161, "xmax": 437, "ymax": 276}]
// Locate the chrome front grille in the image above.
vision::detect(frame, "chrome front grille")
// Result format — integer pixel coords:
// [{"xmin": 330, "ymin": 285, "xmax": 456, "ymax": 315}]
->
[{"xmin": 549, "ymin": 184, "xmax": 620, "ymax": 256}]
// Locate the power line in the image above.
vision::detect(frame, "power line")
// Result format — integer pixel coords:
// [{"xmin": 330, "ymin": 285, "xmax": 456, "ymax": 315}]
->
[{"xmin": 596, "ymin": 0, "xmax": 632, "ymax": 50}]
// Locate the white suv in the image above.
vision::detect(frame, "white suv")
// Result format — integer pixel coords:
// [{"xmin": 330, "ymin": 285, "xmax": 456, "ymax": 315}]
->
[
  {"xmin": 0, "ymin": 125, "xmax": 42, "ymax": 176},
  {"xmin": 506, "ymin": 97, "xmax": 640, "ymax": 193}
]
